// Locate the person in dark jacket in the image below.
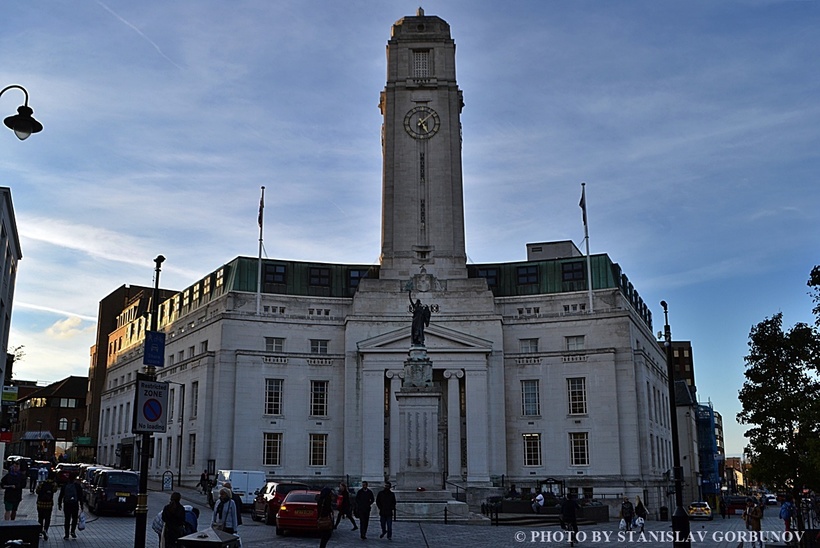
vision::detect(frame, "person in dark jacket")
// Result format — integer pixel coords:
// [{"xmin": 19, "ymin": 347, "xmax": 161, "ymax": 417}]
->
[
  {"xmin": 35, "ymin": 471, "xmax": 57, "ymax": 540},
  {"xmin": 57, "ymin": 475, "xmax": 85, "ymax": 539},
  {"xmin": 620, "ymin": 497, "xmax": 634, "ymax": 531},
  {"xmin": 561, "ymin": 494, "xmax": 581, "ymax": 546},
  {"xmin": 334, "ymin": 482, "xmax": 357, "ymax": 531},
  {"xmin": 376, "ymin": 481, "xmax": 397, "ymax": 540},
  {"xmin": 354, "ymin": 481, "xmax": 375, "ymax": 540},
  {"xmin": 1, "ymin": 463, "xmax": 26, "ymax": 520},
  {"xmin": 162, "ymin": 492, "xmax": 187, "ymax": 547},
  {"xmin": 316, "ymin": 487, "xmax": 334, "ymax": 548},
  {"xmin": 26, "ymin": 465, "xmax": 39, "ymax": 493}
]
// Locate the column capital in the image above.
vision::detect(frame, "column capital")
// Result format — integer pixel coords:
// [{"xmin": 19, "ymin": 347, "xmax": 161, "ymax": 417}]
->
[
  {"xmin": 443, "ymin": 369, "xmax": 464, "ymax": 379},
  {"xmin": 386, "ymin": 369, "xmax": 405, "ymax": 379}
]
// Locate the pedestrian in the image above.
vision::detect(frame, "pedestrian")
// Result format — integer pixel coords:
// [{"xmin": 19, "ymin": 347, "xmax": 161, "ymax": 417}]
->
[
  {"xmin": 221, "ymin": 481, "xmax": 243, "ymax": 527},
  {"xmin": 57, "ymin": 474, "xmax": 85, "ymax": 539},
  {"xmin": 35, "ymin": 470, "xmax": 57, "ymax": 541},
  {"xmin": 376, "ymin": 481, "xmax": 397, "ymax": 540},
  {"xmin": 506, "ymin": 484, "xmax": 520, "ymax": 499},
  {"xmin": 211, "ymin": 488, "xmax": 238, "ymax": 534},
  {"xmin": 720, "ymin": 496, "xmax": 727, "ymax": 519},
  {"xmin": 780, "ymin": 495, "xmax": 796, "ymax": 534},
  {"xmin": 560, "ymin": 493, "xmax": 580, "ymax": 547},
  {"xmin": 532, "ymin": 492, "xmax": 545, "ymax": 514},
  {"xmin": 634, "ymin": 495, "xmax": 648, "ymax": 533},
  {"xmin": 184, "ymin": 505, "xmax": 200, "ymax": 535},
  {"xmin": 743, "ymin": 499, "xmax": 763, "ymax": 548},
  {"xmin": 316, "ymin": 487, "xmax": 334, "ymax": 548},
  {"xmin": 196, "ymin": 470, "xmax": 209, "ymax": 494},
  {"xmin": 161, "ymin": 492, "xmax": 187, "ymax": 547},
  {"xmin": 26, "ymin": 464, "xmax": 38, "ymax": 494},
  {"xmin": 333, "ymin": 482, "xmax": 358, "ymax": 531},
  {"xmin": 1, "ymin": 463, "xmax": 26, "ymax": 520},
  {"xmin": 620, "ymin": 496, "xmax": 634, "ymax": 531},
  {"xmin": 354, "ymin": 481, "xmax": 375, "ymax": 540}
]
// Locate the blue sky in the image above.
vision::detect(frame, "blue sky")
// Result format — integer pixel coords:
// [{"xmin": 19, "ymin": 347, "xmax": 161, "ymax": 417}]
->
[{"xmin": 1, "ymin": 1, "xmax": 818, "ymax": 457}]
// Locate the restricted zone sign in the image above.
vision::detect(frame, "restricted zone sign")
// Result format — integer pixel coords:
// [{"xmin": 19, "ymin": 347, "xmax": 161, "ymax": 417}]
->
[{"xmin": 133, "ymin": 377, "xmax": 169, "ymax": 434}]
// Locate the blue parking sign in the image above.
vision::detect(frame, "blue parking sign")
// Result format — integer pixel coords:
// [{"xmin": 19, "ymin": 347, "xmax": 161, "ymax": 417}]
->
[{"xmin": 143, "ymin": 330, "xmax": 166, "ymax": 366}]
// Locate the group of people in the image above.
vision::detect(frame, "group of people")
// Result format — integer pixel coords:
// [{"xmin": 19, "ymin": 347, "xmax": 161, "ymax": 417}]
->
[
  {"xmin": 154, "ymin": 480, "xmax": 242, "ymax": 547},
  {"xmin": 1, "ymin": 461, "xmax": 87, "ymax": 541},
  {"xmin": 618, "ymin": 496, "xmax": 648, "ymax": 533},
  {"xmin": 316, "ymin": 480, "xmax": 397, "ymax": 546}
]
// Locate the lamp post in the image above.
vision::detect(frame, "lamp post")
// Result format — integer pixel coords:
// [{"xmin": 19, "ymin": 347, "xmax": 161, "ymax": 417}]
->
[
  {"xmin": 0, "ymin": 85, "xmax": 43, "ymax": 140},
  {"xmin": 661, "ymin": 300, "xmax": 690, "ymax": 547},
  {"xmin": 134, "ymin": 255, "xmax": 165, "ymax": 548}
]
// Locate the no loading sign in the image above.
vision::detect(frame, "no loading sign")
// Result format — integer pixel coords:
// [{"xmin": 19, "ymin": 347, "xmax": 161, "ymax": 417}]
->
[{"xmin": 133, "ymin": 379, "xmax": 169, "ymax": 433}]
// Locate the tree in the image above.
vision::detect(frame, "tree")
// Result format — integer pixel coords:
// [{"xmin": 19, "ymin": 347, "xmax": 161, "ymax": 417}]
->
[{"xmin": 737, "ymin": 308, "xmax": 820, "ymax": 529}]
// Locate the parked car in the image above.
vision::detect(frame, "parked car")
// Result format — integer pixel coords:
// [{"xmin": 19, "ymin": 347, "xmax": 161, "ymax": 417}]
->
[
  {"xmin": 208, "ymin": 470, "xmax": 267, "ymax": 509},
  {"xmin": 765, "ymin": 494, "xmax": 778, "ymax": 505},
  {"xmin": 687, "ymin": 501, "xmax": 713, "ymax": 520},
  {"xmin": 275, "ymin": 489, "xmax": 321, "ymax": 536},
  {"xmin": 54, "ymin": 463, "xmax": 81, "ymax": 486},
  {"xmin": 86, "ymin": 469, "xmax": 139, "ymax": 515},
  {"xmin": 4, "ymin": 455, "xmax": 32, "ymax": 471},
  {"xmin": 251, "ymin": 481, "xmax": 310, "ymax": 525}
]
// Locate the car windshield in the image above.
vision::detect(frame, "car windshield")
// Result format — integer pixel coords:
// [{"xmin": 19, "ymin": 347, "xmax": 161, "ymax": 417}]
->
[
  {"xmin": 107, "ymin": 474, "xmax": 138, "ymax": 487},
  {"xmin": 286, "ymin": 493, "xmax": 318, "ymax": 503},
  {"xmin": 691, "ymin": 503, "xmax": 708, "ymax": 508},
  {"xmin": 278, "ymin": 484, "xmax": 308, "ymax": 495}
]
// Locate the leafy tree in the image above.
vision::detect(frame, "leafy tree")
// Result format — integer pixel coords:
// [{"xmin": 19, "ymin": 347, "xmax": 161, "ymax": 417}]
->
[{"xmin": 737, "ymin": 310, "xmax": 820, "ymax": 528}]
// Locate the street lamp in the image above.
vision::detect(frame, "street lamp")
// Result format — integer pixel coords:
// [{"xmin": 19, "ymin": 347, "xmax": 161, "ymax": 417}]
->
[
  {"xmin": 661, "ymin": 300, "xmax": 691, "ymax": 547},
  {"xmin": 0, "ymin": 85, "xmax": 43, "ymax": 140}
]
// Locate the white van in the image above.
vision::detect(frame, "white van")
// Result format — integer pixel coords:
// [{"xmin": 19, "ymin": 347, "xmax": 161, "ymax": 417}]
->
[{"xmin": 208, "ymin": 470, "xmax": 267, "ymax": 508}]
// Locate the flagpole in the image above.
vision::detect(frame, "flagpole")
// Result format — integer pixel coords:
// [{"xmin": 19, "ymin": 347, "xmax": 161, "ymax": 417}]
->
[
  {"xmin": 580, "ymin": 182, "xmax": 594, "ymax": 313},
  {"xmin": 256, "ymin": 186, "xmax": 265, "ymax": 315}
]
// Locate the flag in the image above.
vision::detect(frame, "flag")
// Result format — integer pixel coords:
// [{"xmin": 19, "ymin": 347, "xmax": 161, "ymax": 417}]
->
[
  {"xmin": 579, "ymin": 184, "xmax": 587, "ymax": 227},
  {"xmin": 258, "ymin": 186, "xmax": 265, "ymax": 229}
]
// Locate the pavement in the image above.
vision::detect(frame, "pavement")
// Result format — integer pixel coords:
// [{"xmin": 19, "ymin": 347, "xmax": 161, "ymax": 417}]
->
[{"xmin": 0, "ymin": 483, "xmax": 807, "ymax": 547}]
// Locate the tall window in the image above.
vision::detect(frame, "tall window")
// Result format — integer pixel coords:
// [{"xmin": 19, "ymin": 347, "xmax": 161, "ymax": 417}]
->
[
  {"xmin": 569, "ymin": 432, "xmax": 589, "ymax": 466},
  {"xmin": 156, "ymin": 439, "xmax": 162, "ymax": 468},
  {"xmin": 191, "ymin": 381, "xmax": 199, "ymax": 418},
  {"xmin": 521, "ymin": 380, "xmax": 540, "ymax": 416},
  {"xmin": 310, "ymin": 381, "xmax": 329, "ymax": 417},
  {"xmin": 265, "ymin": 337, "xmax": 284, "ymax": 352},
  {"xmin": 523, "ymin": 433, "xmax": 542, "ymax": 466},
  {"xmin": 166, "ymin": 438, "xmax": 172, "ymax": 468},
  {"xmin": 309, "ymin": 433, "xmax": 328, "ymax": 466},
  {"xmin": 310, "ymin": 339, "xmax": 329, "ymax": 354},
  {"xmin": 567, "ymin": 378, "xmax": 587, "ymax": 415},
  {"xmin": 566, "ymin": 335, "xmax": 585, "ymax": 351},
  {"xmin": 265, "ymin": 379, "xmax": 283, "ymax": 415},
  {"xmin": 520, "ymin": 338, "xmax": 538, "ymax": 353},
  {"xmin": 58, "ymin": 418, "xmax": 68, "ymax": 431},
  {"xmin": 169, "ymin": 389, "xmax": 175, "ymax": 420},
  {"xmin": 188, "ymin": 434, "xmax": 196, "ymax": 466},
  {"xmin": 263, "ymin": 433, "xmax": 282, "ymax": 466},
  {"xmin": 413, "ymin": 50, "xmax": 429, "ymax": 78}
]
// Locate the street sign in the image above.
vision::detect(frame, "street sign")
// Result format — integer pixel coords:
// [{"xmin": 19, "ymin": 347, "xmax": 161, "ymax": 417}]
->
[
  {"xmin": 133, "ymin": 378, "xmax": 169, "ymax": 433},
  {"xmin": 143, "ymin": 330, "xmax": 166, "ymax": 367}
]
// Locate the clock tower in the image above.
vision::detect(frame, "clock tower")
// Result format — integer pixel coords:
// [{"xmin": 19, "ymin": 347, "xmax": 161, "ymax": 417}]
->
[{"xmin": 379, "ymin": 8, "xmax": 467, "ymax": 280}]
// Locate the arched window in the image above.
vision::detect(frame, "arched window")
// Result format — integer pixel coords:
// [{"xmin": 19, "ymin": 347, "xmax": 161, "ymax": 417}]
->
[{"xmin": 58, "ymin": 418, "xmax": 68, "ymax": 431}]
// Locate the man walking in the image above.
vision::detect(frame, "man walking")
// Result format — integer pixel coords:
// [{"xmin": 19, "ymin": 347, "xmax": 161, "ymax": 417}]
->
[
  {"xmin": 376, "ymin": 482, "xmax": 397, "ymax": 540},
  {"xmin": 58, "ymin": 475, "xmax": 85, "ymax": 539},
  {"xmin": 354, "ymin": 481, "xmax": 375, "ymax": 540}
]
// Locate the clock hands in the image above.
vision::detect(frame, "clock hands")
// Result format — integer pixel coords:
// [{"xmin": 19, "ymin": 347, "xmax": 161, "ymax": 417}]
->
[{"xmin": 417, "ymin": 113, "xmax": 433, "ymax": 133}]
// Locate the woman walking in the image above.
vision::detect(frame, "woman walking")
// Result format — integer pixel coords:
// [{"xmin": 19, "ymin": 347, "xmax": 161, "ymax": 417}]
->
[{"xmin": 334, "ymin": 483, "xmax": 358, "ymax": 531}]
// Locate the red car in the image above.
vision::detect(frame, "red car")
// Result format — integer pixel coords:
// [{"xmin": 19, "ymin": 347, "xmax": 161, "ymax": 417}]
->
[
  {"xmin": 251, "ymin": 481, "xmax": 309, "ymax": 525},
  {"xmin": 275, "ymin": 489, "xmax": 323, "ymax": 536}
]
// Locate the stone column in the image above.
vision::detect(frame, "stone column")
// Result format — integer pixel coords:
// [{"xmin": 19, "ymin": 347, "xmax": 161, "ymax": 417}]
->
[
  {"xmin": 361, "ymin": 369, "xmax": 386, "ymax": 483},
  {"xmin": 443, "ymin": 369, "xmax": 463, "ymax": 480},
  {"xmin": 386, "ymin": 370, "xmax": 403, "ymax": 481},
  {"xmin": 464, "ymin": 369, "xmax": 490, "ymax": 483}
]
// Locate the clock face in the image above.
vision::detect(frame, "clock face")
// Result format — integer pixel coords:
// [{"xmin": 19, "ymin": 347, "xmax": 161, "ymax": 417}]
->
[{"xmin": 404, "ymin": 106, "xmax": 440, "ymax": 139}]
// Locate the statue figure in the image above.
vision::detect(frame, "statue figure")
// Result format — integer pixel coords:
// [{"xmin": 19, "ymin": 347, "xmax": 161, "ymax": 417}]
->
[{"xmin": 409, "ymin": 292, "xmax": 431, "ymax": 346}]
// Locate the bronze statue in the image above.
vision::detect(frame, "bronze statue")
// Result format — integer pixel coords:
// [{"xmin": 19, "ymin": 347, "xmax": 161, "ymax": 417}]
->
[{"xmin": 409, "ymin": 292, "xmax": 431, "ymax": 346}]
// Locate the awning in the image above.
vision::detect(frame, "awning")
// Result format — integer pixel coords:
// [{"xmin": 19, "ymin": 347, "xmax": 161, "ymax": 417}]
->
[{"xmin": 20, "ymin": 431, "xmax": 54, "ymax": 441}]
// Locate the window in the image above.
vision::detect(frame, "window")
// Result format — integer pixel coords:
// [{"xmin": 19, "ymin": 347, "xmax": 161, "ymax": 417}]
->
[
  {"xmin": 413, "ymin": 50, "xmax": 429, "ymax": 78},
  {"xmin": 309, "ymin": 267, "xmax": 331, "ymax": 287},
  {"xmin": 58, "ymin": 418, "xmax": 68, "ymax": 431},
  {"xmin": 169, "ymin": 390, "xmax": 175, "ymax": 420},
  {"xmin": 188, "ymin": 434, "xmax": 196, "ymax": 466},
  {"xmin": 310, "ymin": 380, "xmax": 329, "ymax": 417},
  {"xmin": 263, "ymin": 433, "xmax": 282, "ymax": 466},
  {"xmin": 264, "ymin": 264, "xmax": 287, "ymax": 285},
  {"xmin": 199, "ymin": 340, "xmax": 208, "ymax": 353},
  {"xmin": 523, "ymin": 433, "xmax": 542, "ymax": 466},
  {"xmin": 166, "ymin": 438, "xmax": 172, "ymax": 468},
  {"xmin": 477, "ymin": 268, "xmax": 498, "ymax": 288},
  {"xmin": 191, "ymin": 381, "xmax": 199, "ymax": 418},
  {"xmin": 188, "ymin": 346, "xmax": 195, "ymax": 358},
  {"xmin": 567, "ymin": 378, "xmax": 587, "ymax": 415},
  {"xmin": 265, "ymin": 337, "xmax": 284, "ymax": 352},
  {"xmin": 156, "ymin": 439, "xmax": 162, "ymax": 468},
  {"xmin": 520, "ymin": 338, "xmax": 538, "ymax": 353},
  {"xmin": 310, "ymin": 339, "xmax": 329, "ymax": 354},
  {"xmin": 348, "ymin": 269, "xmax": 370, "ymax": 289},
  {"xmin": 521, "ymin": 380, "xmax": 540, "ymax": 416},
  {"xmin": 561, "ymin": 261, "xmax": 585, "ymax": 281},
  {"xmin": 517, "ymin": 265, "xmax": 538, "ymax": 285},
  {"xmin": 309, "ymin": 433, "xmax": 328, "ymax": 466},
  {"xmin": 265, "ymin": 379, "xmax": 283, "ymax": 415},
  {"xmin": 566, "ymin": 335, "xmax": 585, "ymax": 351},
  {"xmin": 569, "ymin": 432, "xmax": 589, "ymax": 466}
]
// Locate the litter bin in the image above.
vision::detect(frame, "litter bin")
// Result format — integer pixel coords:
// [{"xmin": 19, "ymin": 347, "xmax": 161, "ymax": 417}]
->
[
  {"xmin": 0, "ymin": 519, "xmax": 40, "ymax": 547},
  {"xmin": 659, "ymin": 506, "xmax": 669, "ymax": 521},
  {"xmin": 178, "ymin": 527, "xmax": 241, "ymax": 548}
]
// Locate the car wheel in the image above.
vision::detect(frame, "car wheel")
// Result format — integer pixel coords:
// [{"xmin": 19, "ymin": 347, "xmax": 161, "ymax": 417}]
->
[
  {"xmin": 264, "ymin": 507, "xmax": 275, "ymax": 526},
  {"xmin": 251, "ymin": 508, "xmax": 261, "ymax": 522}
]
